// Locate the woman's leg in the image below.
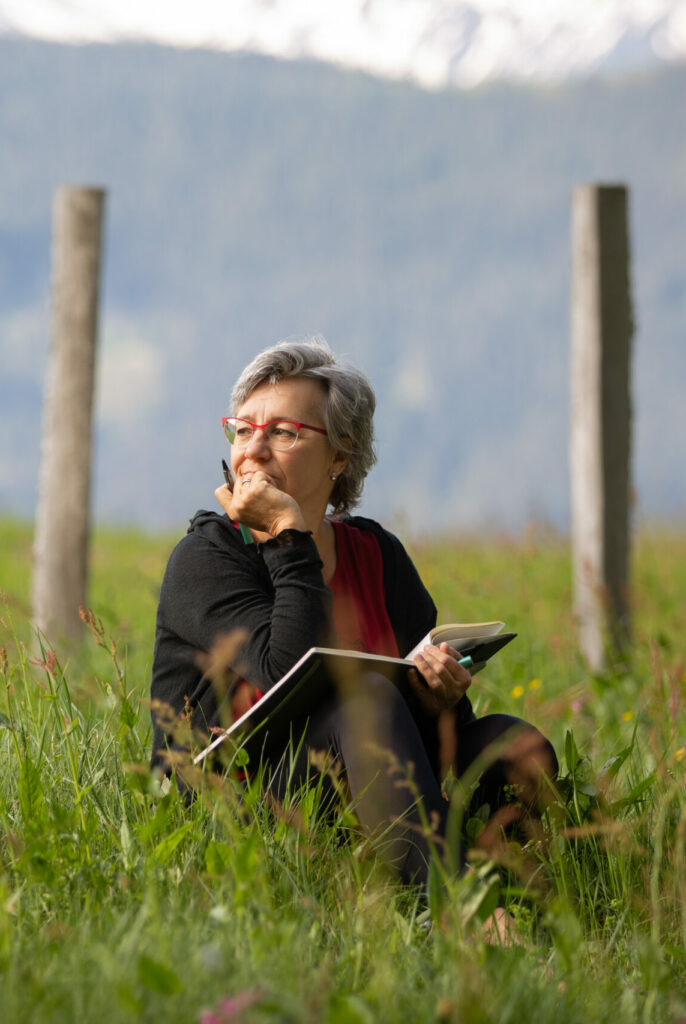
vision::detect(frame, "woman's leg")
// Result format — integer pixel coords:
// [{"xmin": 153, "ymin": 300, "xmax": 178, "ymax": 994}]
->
[
  {"xmin": 264, "ymin": 671, "xmax": 456, "ymax": 886},
  {"xmin": 262, "ymin": 685, "xmax": 556, "ymax": 883},
  {"xmin": 455, "ymin": 714, "xmax": 558, "ymax": 827}
]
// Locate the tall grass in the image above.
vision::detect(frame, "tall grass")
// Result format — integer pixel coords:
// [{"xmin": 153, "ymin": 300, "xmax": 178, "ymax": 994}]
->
[{"xmin": 1, "ymin": 518, "xmax": 685, "ymax": 1023}]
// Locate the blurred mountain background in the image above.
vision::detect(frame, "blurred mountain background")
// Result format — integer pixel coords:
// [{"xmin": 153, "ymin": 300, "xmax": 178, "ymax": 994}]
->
[
  {"xmin": 3, "ymin": 0, "xmax": 685, "ymax": 88},
  {"xmin": 1, "ymin": 1, "xmax": 685, "ymax": 534}
]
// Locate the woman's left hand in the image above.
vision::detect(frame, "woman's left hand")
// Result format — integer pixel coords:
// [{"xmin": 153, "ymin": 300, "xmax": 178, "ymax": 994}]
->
[{"xmin": 408, "ymin": 642, "xmax": 472, "ymax": 715}]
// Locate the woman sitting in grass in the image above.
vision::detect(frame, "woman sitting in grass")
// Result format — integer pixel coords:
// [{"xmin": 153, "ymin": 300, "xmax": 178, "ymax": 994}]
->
[{"xmin": 150, "ymin": 337, "xmax": 557, "ymax": 910}]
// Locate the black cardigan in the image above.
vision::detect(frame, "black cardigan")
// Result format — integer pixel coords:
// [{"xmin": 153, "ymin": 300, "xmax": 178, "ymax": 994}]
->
[{"xmin": 150, "ymin": 511, "xmax": 473, "ymax": 769}]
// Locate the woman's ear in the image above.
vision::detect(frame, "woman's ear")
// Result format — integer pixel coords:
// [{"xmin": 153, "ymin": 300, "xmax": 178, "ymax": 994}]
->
[{"xmin": 331, "ymin": 440, "xmax": 351, "ymax": 479}]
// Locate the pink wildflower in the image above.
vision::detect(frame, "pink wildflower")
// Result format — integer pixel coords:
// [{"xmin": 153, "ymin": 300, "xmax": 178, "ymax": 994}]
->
[{"xmin": 198, "ymin": 989, "xmax": 263, "ymax": 1024}]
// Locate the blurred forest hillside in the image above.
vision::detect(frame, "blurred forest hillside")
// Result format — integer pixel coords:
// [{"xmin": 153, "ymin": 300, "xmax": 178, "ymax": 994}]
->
[{"xmin": 1, "ymin": 39, "xmax": 684, "ymax": 533}]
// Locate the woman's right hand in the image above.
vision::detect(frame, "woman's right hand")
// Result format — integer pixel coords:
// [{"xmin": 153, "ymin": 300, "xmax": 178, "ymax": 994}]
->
[
  {"xmin": 408, "ymin": 642, "xmax": 472, "ymax": 715},
  {"xmin": 215, "ymin": 470, "xmax": 307, "ymax": 537}
]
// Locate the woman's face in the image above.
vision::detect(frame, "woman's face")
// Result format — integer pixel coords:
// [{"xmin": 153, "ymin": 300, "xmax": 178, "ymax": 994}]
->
[{"xmin": 232, "ymin": 377, "xmax": 347, "ymax": 519}]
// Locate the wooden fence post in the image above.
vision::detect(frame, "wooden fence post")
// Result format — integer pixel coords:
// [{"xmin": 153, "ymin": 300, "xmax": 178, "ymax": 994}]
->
[
  {"xmin": 570, "ymin": 184, "xmax": 633, "ymax": 670},
  {"xmin": 32, "ymin": 186, "xmax": 106, "ymax": 645}
]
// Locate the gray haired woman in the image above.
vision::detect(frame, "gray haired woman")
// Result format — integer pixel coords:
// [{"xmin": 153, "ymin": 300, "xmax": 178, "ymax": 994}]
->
[{"xmin": 151, "ymin": 336, "xmax": 557, "ymax": 930}]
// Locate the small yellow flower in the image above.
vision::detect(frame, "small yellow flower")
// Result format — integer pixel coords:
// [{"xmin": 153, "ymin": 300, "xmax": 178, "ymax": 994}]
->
[
  {"xmin": 511, "ymin": 685, "xmax": 525, "ymax": 699},
  {"xmin": 675, "ymin": 747, "xmax": 686, "ymax": 763},
  {"xmin": 528, "ymin": 678, "xmax": 542, "ymax": 691},
  {"xmin": 622, "ymin": 711, "xmax": 634, "ymax": 722}
]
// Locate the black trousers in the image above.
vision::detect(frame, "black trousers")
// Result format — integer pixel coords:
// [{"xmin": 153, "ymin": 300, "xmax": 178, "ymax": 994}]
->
[{"xmin": 262, "ymin": 672, "xmax": 558, "ymax": 886}]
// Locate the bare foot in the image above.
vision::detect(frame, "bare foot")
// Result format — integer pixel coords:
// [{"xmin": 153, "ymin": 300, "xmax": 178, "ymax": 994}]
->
[{"xmin": 481, "ymin": 907, "xmax": 527, "ymax": 947}]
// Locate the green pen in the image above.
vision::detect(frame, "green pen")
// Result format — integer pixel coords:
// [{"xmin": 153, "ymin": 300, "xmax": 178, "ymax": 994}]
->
[
  {"xmin": 222, "ymin": 458, "xmax": 254, "ymax": 545},
  {"xmin": 457, "ymin": 655, "xmax": 473, "ymax": 668}
]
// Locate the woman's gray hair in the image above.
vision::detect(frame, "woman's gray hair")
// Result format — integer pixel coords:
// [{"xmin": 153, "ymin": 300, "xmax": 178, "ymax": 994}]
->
[{"xmin": 231, "ymin": 336, "xmax": 376, "ymax": 517}]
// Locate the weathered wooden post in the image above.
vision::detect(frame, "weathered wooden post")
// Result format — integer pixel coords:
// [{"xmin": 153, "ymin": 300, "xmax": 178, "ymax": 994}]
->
[
  {"xmin": 32, "ymin": 186, "xmax": 106, "ymax": 645},
  {"xmin": 570, "ymin": 184, "xmax": 633, "ymax": 670}
]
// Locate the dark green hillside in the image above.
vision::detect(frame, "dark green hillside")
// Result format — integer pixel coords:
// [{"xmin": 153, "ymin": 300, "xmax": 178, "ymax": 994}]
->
[{"xmin": 0, "ymin": 41, "xmax": 684, "ymax": 530}]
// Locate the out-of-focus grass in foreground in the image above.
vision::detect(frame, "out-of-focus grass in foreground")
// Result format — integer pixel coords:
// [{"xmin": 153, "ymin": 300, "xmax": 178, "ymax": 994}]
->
[{"xmin": 1, "ymin": 517, "xmax": 685, "ymax": 1023}]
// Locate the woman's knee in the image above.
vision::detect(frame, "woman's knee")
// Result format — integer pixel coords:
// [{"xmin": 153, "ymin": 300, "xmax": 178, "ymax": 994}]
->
[
  {"xmin": 501, "ymin": 721, "xmax": 557, "ymax": 804},
  {"xmin": 457, "ymin": 714, "xmax": 558, "ymax": 808}
]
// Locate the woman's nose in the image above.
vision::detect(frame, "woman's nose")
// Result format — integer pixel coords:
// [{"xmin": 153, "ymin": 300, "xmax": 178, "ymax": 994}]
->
[{"xmin": 244, "ymin": 428, "xmax": 270, "ymax": 457}]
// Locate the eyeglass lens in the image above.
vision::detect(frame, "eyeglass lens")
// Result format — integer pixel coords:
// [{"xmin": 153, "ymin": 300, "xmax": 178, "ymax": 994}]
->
[{"xmin": 225, "ymin": 419, "xmax": 300, "ymax": 450}]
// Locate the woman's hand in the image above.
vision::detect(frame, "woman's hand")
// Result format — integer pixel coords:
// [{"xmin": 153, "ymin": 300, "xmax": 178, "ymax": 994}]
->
[
  {"xmin": 408, "ymin": 641, "xmax": 472, "ymax": 715},
  {"xmin": 214, "ymin": 470, "xmax": 307, "ymax": 537}
]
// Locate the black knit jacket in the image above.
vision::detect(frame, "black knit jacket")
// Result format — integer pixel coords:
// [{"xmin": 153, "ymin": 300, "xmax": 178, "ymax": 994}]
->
[{"xmin": 150, "ymin": 510, "xmax": 474, "ymax": 770}]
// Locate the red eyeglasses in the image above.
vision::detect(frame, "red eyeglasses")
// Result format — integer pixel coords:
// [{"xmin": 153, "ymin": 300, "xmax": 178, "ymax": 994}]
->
[{"xmin": 222, "ymin": 417, "xmax": 328, "ymax": 451}]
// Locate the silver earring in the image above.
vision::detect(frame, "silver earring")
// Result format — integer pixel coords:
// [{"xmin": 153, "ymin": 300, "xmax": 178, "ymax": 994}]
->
[{"xmin": 330, "ymin": 473, "xmax": 337, "ymax": 481}]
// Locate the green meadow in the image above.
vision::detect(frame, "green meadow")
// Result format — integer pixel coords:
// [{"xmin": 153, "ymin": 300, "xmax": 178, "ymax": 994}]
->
[{"xmin": 1, "ymin": 517, "xmax": 685, "ymax": 1023}]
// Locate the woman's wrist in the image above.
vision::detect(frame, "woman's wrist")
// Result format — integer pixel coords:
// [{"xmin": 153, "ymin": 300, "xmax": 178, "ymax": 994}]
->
[
  {"xmin": 269, "ymin": 512, "xmax": 308, "ymax": 536},
  {"xmin": 259, "ymin": 527, "xmax": 315, "ymax": 550}
]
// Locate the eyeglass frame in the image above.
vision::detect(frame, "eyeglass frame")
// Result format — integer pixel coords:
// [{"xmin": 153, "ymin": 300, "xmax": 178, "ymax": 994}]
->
[{"xmin": 221, "ymin": 416, "xmax": 329, "ymax": 450}]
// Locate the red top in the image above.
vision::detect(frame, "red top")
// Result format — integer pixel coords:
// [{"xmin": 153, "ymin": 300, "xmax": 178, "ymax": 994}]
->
[
  {"xmin": 329, "ymin": 520, "xmax": 399, "ymax": 657},
  {"xmin": 230, "ymin": 520, "xmax": 398, "ymax": 720}
]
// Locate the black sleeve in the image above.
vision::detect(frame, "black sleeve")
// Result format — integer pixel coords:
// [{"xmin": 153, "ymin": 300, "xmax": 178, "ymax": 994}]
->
[
  {"xmin": 157, "ymin": 527, "xmax": 331, "ymax": 683},
  {"xmin": 155, "ymin": 526, "xmax": 333, "ymax": 687},
  {"xmin": 150, "ymin": 519, "xmax": 333, "ymax": 768}
]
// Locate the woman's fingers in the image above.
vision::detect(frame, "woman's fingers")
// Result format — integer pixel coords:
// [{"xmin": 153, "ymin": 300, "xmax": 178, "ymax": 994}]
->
[
  {"xmin": 415, "ymin": 642, "xmax": 470, "ymax": 687},
  {"xmin": 411, "ymin": 642, "xmax": 472, "ymax": 712},
  {"xmin": 233, "ymin": 473, "xmax": 293, "ymax": 521},
  {"xmin": 216, "ymin": 472, "xmax": 305, "ymax": 536}
]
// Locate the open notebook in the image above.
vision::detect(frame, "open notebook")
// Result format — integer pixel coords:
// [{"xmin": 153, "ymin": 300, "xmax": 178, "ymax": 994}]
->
[{"xmin": 194, "ymin": 622, "xmax": 515, "ymax": 765}]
